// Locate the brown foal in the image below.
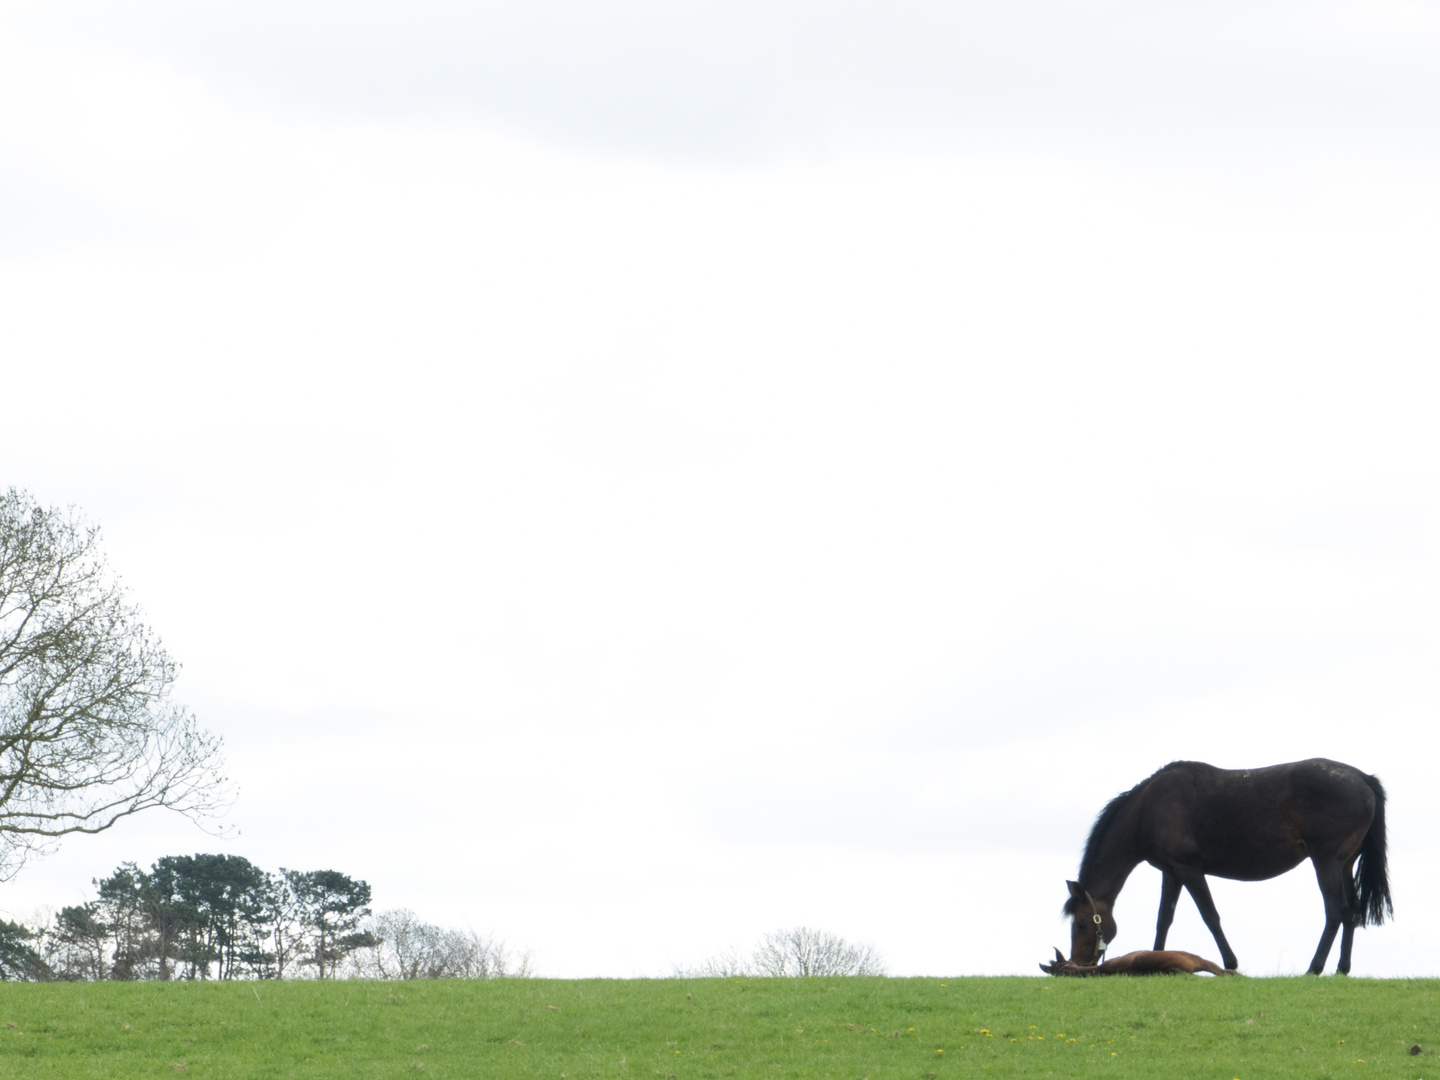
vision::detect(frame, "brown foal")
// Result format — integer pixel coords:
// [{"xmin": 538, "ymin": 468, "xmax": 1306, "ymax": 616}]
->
[{"xmin": 1039, "ymin": 946, "xmax": 1235, "ymax": 977}]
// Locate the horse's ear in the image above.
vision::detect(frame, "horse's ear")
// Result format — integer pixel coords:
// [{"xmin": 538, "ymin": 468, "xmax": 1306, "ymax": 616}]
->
[
  {"xmin": 1053, "ymin": 946, "xmax": 1066, "ymax": 963},
  {"xmin": 1066, "ymin": 880, "xmax": 1087, "ymax": 902}
]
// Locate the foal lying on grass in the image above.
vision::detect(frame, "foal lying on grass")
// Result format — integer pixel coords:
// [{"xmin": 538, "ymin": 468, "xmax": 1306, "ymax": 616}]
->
[{"xmin": 1039, "ymin": 946, "xmax": 1235, "ymax": 977}]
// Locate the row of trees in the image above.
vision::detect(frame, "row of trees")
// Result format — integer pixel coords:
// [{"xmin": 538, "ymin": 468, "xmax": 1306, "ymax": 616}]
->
[
  {"xmin": 0, "ymin": 854, "xmax": 527, "ymax": 982},
  {"xmin": 24, "ymin": 854, "xmax": 373, "ymax": 981}
]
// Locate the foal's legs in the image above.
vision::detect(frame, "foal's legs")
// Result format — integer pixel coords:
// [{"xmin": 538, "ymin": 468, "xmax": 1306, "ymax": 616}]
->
[
  {"xmin": 1177, "ymin": 870, "xmax": 1240, "ymax": 971},
  {"xmin": 1153, "ymin": 871, "xmax": 1183, "ymax": 950},
  {"xmin": 1308, "ymin": 857, "xmax": 1353, "ymax": 975}
]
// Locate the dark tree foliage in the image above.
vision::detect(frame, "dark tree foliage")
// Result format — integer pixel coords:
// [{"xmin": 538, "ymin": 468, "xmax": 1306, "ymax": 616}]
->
[
  {"xmin": 44, "ymin": 862, "xmax": 168, "ymax": 980},
  {"xmin": 259, "ymin": 870, "xmax": 304, "ymax": 980},
  {"xmin": 285, "ymin": 869, "xmax": 374, "ymax": 979},
  {"xmin": 0, "ymin": 489, "xmax": 227, "ymax": 876},
  {"xmin": 96, "ymin": 863, "xmax": 151, "ymax": 979},
  {"xmin": 35, "ymin": 856, "xmax": 375, "ymax": 982},
  {"xmin": 24, "ymin": 855, "xmax": 528, "ymax": 983},
  {"xmin": 49, "ymin": 904, "xmax": 111, "ymax": 981},
  {"xmin": 0, "ymin": 920, "xmax": 51, "ymax": 981},
  {"xmin": 147, "ymin": 854, "xmax": 270, "ymax": 980}
]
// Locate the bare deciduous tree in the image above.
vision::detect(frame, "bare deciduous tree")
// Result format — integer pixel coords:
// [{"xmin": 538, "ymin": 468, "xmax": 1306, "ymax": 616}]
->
[
  {"xmin": 348, "ymin": 909, "xmax": 531, "ymax": 980},
  {"xmin": 751, "ymin": 927, "xmax": 884, "ymax": 976},
  {"xmin": 672, "ymin": 944, "xmax": 750, "ymax": 978},
  {"xmin": 679, "ymin": 927, "xmax": 885, "ymax": 978},
  {"xmin": 0, "ymin": 489, "xmax": 227, "ymax": 876}
]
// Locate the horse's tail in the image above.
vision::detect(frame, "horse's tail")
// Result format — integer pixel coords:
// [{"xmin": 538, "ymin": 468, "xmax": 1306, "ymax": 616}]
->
[{"xmin": 1355, "ymin": 772, "xmax": 1393, "ymax": 927}]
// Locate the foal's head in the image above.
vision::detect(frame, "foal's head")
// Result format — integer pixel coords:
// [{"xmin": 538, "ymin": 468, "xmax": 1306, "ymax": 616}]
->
[
  {"xmin": 1039, "ymin": 946, "xmax": 1093, "ymax": 977},
  {"xmin": 1065, "ymin": 880, "xmax": 1116, "ymax": 965}
]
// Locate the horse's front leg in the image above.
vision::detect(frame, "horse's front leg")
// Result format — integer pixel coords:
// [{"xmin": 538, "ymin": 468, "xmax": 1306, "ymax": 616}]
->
[
  {"xmin": 1178, "ymin": 871, "xmax": 1240, "ymax": 971},
  {"xmin": 1154, "ymin": 870, "xmax": 1182, "ymax": 950}
]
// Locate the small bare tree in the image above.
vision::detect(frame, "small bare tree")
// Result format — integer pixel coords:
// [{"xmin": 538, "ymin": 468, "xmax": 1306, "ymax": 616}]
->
[
  {"xmin": 679, "ymin": 927, "xmax": 885, "ymax": 978},
  {"xmin": 672, "ymin": 944, "xmax": 750, "ymax": 978},
  {"xmin": 348, "ymin": 909, "xmax": 530, "ymax": 979},
  {"xmin": 0, "ymin": 489, "xmax": 227, "ymax": 876},
  {"xmin": 751, "ymin": 927, "xmax": 885, "ymax": 977}
]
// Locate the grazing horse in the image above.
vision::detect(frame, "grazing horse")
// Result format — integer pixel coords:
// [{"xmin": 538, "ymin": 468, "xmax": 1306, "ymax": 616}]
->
[
  {"xmin": 1062, "ymin": 759, "xmax": 1390, "ymax": 975},
  {"xmin": 1039, "ymin": 946, "xmax": 1233, "ymax": 977}
]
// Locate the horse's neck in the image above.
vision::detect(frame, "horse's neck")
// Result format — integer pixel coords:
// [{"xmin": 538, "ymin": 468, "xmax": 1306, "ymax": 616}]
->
[
  {"xmin": 1087, "ymin": 865, "xmax": 1137, "ymax": 907},
  {"xmin": 1086, "ymin": 806, "xmax": 1144, "ymax": 903}
]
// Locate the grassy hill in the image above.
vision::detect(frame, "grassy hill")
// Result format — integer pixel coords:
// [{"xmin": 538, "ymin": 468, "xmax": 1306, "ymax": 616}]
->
[{"xmin": 0, "ymin": 974, "xmax": 1436, "ymax": 1078}]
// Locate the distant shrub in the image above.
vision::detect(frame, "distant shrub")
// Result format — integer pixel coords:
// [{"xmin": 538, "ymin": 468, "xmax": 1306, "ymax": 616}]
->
[
  {"xmin": 347, "ymin": 909, "xmax": 530, "ymax": 979},
  {"xmin": 675, "ymin": 944, "xmax": 751, "ymax": 978},
  {"xmin": 677, "ymin": 926, "xmax": 884, "ymax": 978}
]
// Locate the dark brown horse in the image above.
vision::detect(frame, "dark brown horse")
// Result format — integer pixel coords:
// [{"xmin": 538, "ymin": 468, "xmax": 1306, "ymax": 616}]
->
[
  {"xmin": 1039, "ymin": 945, "xmax": 1233, "ymax": 977},
  {"xmin": 1062, "ymin": 759, "xmax": 1390, "ymax": 975}
]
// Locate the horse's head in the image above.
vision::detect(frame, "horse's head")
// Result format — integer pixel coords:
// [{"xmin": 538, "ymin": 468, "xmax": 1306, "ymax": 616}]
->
[{"xmin": 1065, "ymin": 879, "xmax": 1117, "ymax": 966}]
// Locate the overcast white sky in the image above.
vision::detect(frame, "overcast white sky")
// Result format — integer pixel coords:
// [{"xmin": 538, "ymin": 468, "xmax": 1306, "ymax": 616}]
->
[{"xmin": 1, "ymin": 0, "xmax": 1438, "ymax": 977}]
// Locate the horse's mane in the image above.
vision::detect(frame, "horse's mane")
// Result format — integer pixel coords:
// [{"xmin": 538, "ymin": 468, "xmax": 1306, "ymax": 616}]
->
[{"xmin": 1062, "ymin": 762, "xmax": 1194, "ymax": 917}]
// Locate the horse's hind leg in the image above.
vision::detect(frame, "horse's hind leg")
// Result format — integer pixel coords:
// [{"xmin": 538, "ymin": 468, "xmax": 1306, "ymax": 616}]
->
[
  {"xmin": 1154, "ymin": 871, "xmax": 1182, "ymax": 950},
  {"xmin": 1335, "ymin": 859, "xmax": 1360, "ymax": 975},
  {"xmin": 1336, "ymin": 920, "xmax": 1357, "ymax": 975},
  {"xmin": 1308, "ymin": 858, "xmax": 1349, "ymax": 975},
  {"xmin": 1178, "ymin": 871, "xmax": 1240, "ymax": 971}
]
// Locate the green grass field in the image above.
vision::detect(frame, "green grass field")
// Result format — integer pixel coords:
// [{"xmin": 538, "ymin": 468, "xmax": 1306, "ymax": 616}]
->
[{"xmin": 0, "ymin": 975, "xmax": 1436, "ymax": 1078}]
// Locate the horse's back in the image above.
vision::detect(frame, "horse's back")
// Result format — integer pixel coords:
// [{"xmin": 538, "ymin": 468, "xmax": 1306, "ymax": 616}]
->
[
  {"xmin": 1143, "ymin": 758, "xmax": 1373, "ymax": 818},
  {"xmin": 1137, "ymin": 758, "xmax": 1377, "ymax": 875},
  {"xmin": 1287, "ymin": 758, "xmax": 1378, "ymax": 806},
  {"xmin": 1148, "ymin": 757, "xmax": 1368, "ymax": 791}
]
